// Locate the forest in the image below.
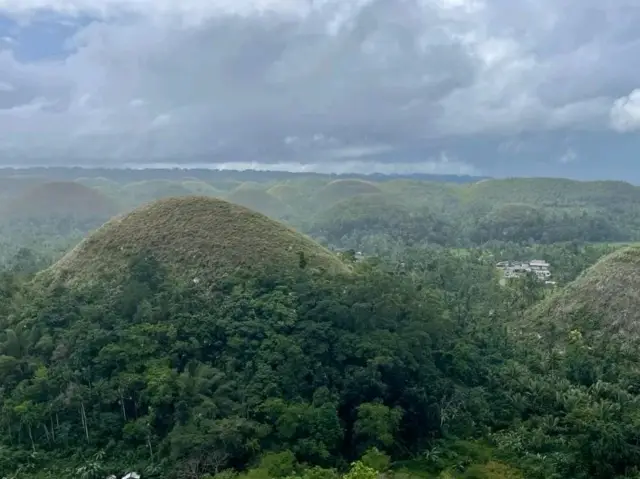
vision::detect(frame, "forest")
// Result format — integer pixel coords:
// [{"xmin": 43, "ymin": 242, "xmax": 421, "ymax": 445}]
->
[{"xmin": 0, "ymin": 168, "xmax": 639, "ymax": 479}]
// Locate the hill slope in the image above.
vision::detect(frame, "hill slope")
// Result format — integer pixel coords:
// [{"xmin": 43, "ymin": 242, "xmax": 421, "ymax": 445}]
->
[
  {"xmin": 1, "ymin": 181, "xmax": 117, "ymax": 219},
  {"xmin": 47, "ymin": 196, "xmax": 348, "ymax": 286},
  {"xmin": 225, "ymin": 186, "xmax": 292, "ymax": 218},
  {"xmin": 313, "ymin": 179, "xmax": 382, "ymax": 207},
  {"xmin": 526, "ymin": 246, "xmax": 640, "ymax": 340}
]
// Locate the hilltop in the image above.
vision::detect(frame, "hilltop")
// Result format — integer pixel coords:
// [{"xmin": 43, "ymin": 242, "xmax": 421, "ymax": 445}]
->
[
  {"xmin": 181, "ymin": 180, "xmax": 222, "ymax": 197},
  {"xmin": 267, "ymin": 183, "xmax": 305, "ymax": 204},
  {"xmin": 121, "ymin": 179, "xmax": 194, "ymax": 206},
  {"xmin": 526, "ymin": 245, "xmax": 640, "ymax": 341},
  {"xmin": 0, "ymin": 181, "xmax": 117, "ymax": 219},
  {"xmin": 0, "ymin": 175, "xmax": 50, "ymax": 200},
  {"xmin": 46, "ymin": 196, "xmax": 348, "ymax": 287},
  {"xmin": 224, "ymin": 185, "xmax": 292, "ymax": 218}
]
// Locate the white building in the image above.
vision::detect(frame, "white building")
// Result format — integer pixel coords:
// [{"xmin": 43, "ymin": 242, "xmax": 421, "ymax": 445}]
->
[{"xmin": 496, "ymin": 259, "xmax": 552, "ymax": 282}]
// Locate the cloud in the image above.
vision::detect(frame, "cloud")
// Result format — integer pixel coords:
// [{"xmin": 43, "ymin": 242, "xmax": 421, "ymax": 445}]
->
[
  {"xmin": 124, "ymin": 152, "xmax": 478, "ymax": 176},
  {"xmin": 558, "ymin": 147, "xmax": 577, "ymax": 164},
  {"xmin": 610, "ymin": 89, "xmax": 640, "ymax": 132},
  {"xmin": 0, "ymin": 0, "xmax": 638, "ymax": 174}
]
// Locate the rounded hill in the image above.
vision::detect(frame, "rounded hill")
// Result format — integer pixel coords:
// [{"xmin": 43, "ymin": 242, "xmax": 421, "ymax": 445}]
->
[
  {"xmin": 47, "ymin": 196, "xmax": 348, "ymax": 286},
  {"xmin": 313, "ymin": 193, "xmax": 409, "ymax": 234},
  {"xmin": 181, "ymin": 180, "xmax": 222, "ymax": 197},
  {"xmin": 380, "ymin": 180, "xmax": 460, "ymax": 208},
  {"xmin": 74, "ymin": 176, "xmax": 118, "ymax": 189},
  {"xmin": 314, "ymin": 179, "xmax": 381, "ymax": 207},
  {"xmin": 122, "ymin": 180, "xmax": 194, "ymax": 205},
  {"xmin": 225, "ymin": 186, "xmax": 291, "ymax": 218},
  {"xmin": 526, "ymin": 246, "xmax": 640, "ymax": 341},
  {"xmin": 0, "ymin": 175, "xmax": 51, "ymax": 200},
  {"xmin": 267, "ymin": 183, "xmax": 305, "ymax": 204},
  {"xmin": 1, "ymin": 181, "xmax": 117, "ymax": 219}
]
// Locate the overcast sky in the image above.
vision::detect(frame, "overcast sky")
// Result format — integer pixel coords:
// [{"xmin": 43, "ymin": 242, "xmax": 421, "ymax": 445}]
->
[{"xmin": 0, "ymin": 0, "xmax": 640, "ymax": 180}]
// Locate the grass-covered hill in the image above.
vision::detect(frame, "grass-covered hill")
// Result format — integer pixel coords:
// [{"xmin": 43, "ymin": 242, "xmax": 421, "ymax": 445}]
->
[
  {"xmin": 47, "ymin": 196, "xmax": 348, "ymax": 287},
  {"xmin": 462, "ymin": 177, "xmax": 640, "ymax": 214},
  {"xmin": 313, "ymin": 179, "xmax": 382, "ymax": 208},
  {"xmin": 379, "ymin": 180, "xmax": 461, "ymax": 211},
  {"xmin": 224, "ymin": 185, "xmax": 293, "ymax": 219},
  {"xmin": 121, "ymin": 179, "xmax": 195, "ymax": 206},
  {"xmin": 310, "ymin": 193, "xmax": 456, "ymax": 247},
  {"xmin": 526, "ymin": 245, "xmax": 640, "ymax": 342},
  {"xmin": 3, "ymin": 170, "xmax": 640, "ymax": 251},
  {"xmin": 0, "ymin": 181, "xmax": 117, "ymax": 220},
  {"xmin": 74, "ymin": 176, "xmax": 119, "ymax": 189},
  {"xmin": 267, "ymin": 183, "xmax": 307, "ymax": 205},
  {"xmin": 181, "ymin": 180, "xmax": 222, "ymax": 197},
  {"xmin": 0, "ymin": 174, "xmax": 51, "ymax": 197}
]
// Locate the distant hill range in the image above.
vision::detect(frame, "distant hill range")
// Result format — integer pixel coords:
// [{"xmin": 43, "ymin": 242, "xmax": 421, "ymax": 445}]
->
[{"xmin": 0, "ymin": 167, "xmax": 487, "ymax": 184}]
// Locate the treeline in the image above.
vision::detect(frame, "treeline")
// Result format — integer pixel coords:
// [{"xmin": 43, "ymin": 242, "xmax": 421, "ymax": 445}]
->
[{"xmin": 308, "ymin": 202, "xmax": 632, "ymax": 251}]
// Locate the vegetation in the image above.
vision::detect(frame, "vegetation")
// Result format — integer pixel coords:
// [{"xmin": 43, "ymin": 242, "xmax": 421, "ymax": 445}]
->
[
  {"xmin": 122, "ymin": 180, "xmax": 195, "ymax": 207},
  {"xmin": 224, "ymin": 187, "xmax": 292, "ymax": 219},
  {"xmin": 310, "ymin": 194, "xmax": 455, "ymax": 249},
  {"xmin": 527, "ymin": 245, "xmax": 640, "ymax": 339},
  {"xmin": 0, "ymin": 182, "xmax": 117, "ymax": 220},
  {"xmin": 181, "ymin": 181, "xmax": 222, "ymax": 197},
  {"xmin": 0, "ymin": 168, "xmax": 640, "ymax": 478},
  {"xmin": 47, "ymin": 196, "xmax": 348, "ymax": 287},
  {"xmin": 313, "ymin": 180, "xmax": 382, "ymax": 208}
]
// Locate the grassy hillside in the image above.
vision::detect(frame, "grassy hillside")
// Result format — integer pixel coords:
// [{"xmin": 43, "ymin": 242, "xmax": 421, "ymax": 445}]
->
[
  {"xmin": 47, "ymin": 196, "xmax": 348, "ymax": 287},
  {"xmin": 225, "ymin": 186, "xmax": 292, "ymax": 218},
  {"xmin": 121, "ymin": 179, "xmax": 195, "ymax": 206},
  {"xmin": 181, "ymin": 180, "xmax": 222, "ymax": 197},
  {"xmin": 313, "ymin": 179, "xmax": 382, "ymax": 208},
  {"xmin": 462, "ymin": 177, "xmax": 640, "ymax": 210},
  {"xmin": 0, "ymin": 175, "xmax": 50, "ymax": 199},
  {"xmin": 74, "ymin": 176, "xmax": 119, "ymax": 189},
  {"xmin": 526, "ymin": 245, "xmax": 640, "ymax": 341},
  {"xmin": 0, "ymin": 181, "xmax": 117, "ymax": 219},
  {"xmin": 267, "ymin": 183, "xmax": 307, "ymax": 205},
  {"xmin": 380, "ymin": 180, "xmax": 461, "ymax": 211},
  {"xmin": 310, "ymin": 193, "xmax": 456, "ymax": 247}
]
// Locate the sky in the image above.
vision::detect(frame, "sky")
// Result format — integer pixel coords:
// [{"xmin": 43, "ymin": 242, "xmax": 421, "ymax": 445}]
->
[{"xmin": 0, "ymin": 0, "xmax": 640, "ymax": 180}]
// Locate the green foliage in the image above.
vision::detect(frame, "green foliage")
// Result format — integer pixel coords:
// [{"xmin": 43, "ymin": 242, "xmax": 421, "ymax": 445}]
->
[
  {"xmin": 354, "ymin": 403, "xmax": 403, "ymax": 452},
  {"xmin": 342, "ymin": 461, "xmax": 378, "ymax": 479},
  {"xmin": 3, "ymin": 169, "xmax": 640, "ymax": 479},
  {"xmin": 360, "ymin": 448, "xmax": 390, "ymax": 472}
]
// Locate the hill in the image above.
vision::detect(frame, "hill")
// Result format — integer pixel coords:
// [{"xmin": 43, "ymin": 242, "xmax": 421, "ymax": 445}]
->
[
  {"xmin": 462, "ymin": 177, "xmax": 640, "ymax": 210},
  {"xmin": 313, "ymin": 179, "xmax": 382, "ymax": 207},
  {"xmin": 121, "ymin": 180, "xmax": 194, "ymax": 206},
  {"xmin": 526, "ymin": 245, "xmax": 640, "ymax": 341},
  {"xmin": 1, "ymin": 181, "xmax": 117, "ymax": 219},
  {"xmin": 267, "ymin": 183, "xmax": 306, "ymax": 205},
  {"xmin": 225, "ymin": 186, "xmax": 292, "ymax": 218},
  {"xmin": 181, "ymin": 180, "xmax": 222, "ymax": 197},
  {"xmin": 311, "ymin": 193, "xmax": 456, "ymax": 248},
  {"xmin": 380, "ymin": 180, "xmax": 461, "ymax": 210},
  {"xmin": 47, "ymin": 196, "xmax": 348, "ymax": 287},
  {"xmin": 0, "ymin": 175, "xmax": 50, "ymax": 200},
  {"xmin": 74, "ymin": 176, "xmax": 119, "ymax": 189}
]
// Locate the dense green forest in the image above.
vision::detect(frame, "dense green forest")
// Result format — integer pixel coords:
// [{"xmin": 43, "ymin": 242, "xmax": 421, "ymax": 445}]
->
[{"xmin": 0, "ymin": 168, "xmax": 639, "ymax": 478}]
